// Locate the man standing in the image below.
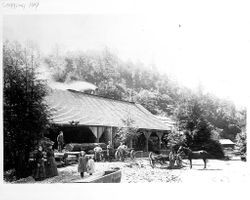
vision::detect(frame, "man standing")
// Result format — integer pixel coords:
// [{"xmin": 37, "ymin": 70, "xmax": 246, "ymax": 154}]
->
[
  {"xmin": 107, "ymin": 141, "xmax": 113, "ymax": 162},
  {"xmin": 117, "ymin": 142, "xmax": 127, "ymax": 161},
  {"xmin": 57, "ymin": 131, "xmax": 64, "ymax": 152},
  {"xmin": 93, "ymin": 144, "xmax": 102, "ymax": 162},
  {"xmin": 168, "ymin": 148, "xmax": 176, "ymax": 169},
  {"xmin": 176, "ymin": 150, "xmax": 183, "ymax": 168}
]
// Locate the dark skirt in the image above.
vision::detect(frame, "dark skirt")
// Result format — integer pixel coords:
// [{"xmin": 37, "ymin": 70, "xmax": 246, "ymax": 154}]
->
[
  {"xmin": 78, "ymin": 157, "xmax": 87, "ymax": 172},
  {"xmin": 33, "ymin": 162, "xmax": 46, "ymax": 181},
  {"xmin": 45, "ymin": 157, "xmax": 58, "ymax": 178}
]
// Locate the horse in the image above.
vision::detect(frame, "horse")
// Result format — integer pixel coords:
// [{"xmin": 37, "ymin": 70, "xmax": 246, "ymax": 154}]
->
[
  {"xmin": 177, "ymin": 146, "xmax": 209, "ymax": 169},
  {"xmin": 149, "ymin": 152, "xmax": 169, "ymax": 168}
]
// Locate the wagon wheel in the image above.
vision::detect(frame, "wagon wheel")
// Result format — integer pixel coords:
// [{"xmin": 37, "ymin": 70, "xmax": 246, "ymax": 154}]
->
[
  {"xmin": 150, "ymin": 159, "xmax": 155, "ymax": 168},
  {"xmin": 130, "ymin": 150, "xmax": 135, "ymax": 160},
  {"xmin": 149, "ymin": 152, "xmax": 155, "ymax": 168},
  {"xmin": 159, "ymin": 160, "xmax": 165, "ymax": 165},
  {"xmin": 115, "ymin": 150, "xmax": 120, "ymax": 161}
]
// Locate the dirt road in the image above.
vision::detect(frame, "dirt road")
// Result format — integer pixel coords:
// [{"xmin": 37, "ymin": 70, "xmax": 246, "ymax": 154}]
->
[{"xmin": 14, "ymin": 157, "xmax": 249, "ymax": 183}]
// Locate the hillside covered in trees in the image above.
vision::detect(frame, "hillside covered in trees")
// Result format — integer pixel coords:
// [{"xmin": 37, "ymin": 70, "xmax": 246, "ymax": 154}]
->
[{"xmin": 42, "ymin": 45, "xmax": 246, "ymax": 143}]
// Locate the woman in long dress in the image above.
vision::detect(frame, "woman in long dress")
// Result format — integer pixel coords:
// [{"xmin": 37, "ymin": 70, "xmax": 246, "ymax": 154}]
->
[
  {"xmin": 33, "ymin": 145, "xmax": 46, "ymax": 181},
  {"xmin": 78, "ymin": 151, "xmax": 87, "ymax": 178},
  {"xmin": 45, "ymin": 145, "xmax": 58, "ymax": 178}
]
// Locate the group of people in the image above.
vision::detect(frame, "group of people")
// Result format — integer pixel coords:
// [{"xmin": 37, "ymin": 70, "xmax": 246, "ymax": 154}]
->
[
  {"xmin": 93, "ymin": 141, "xmax": 117, "ymax": 162},
  {"xmin": 32, "ymin": 134, "xmax": 184, "ymax": 181},
  {"xmin": 36, "ymin": 129, "xmax": 130, "ymax": 180},
  {"xmin": 78, "ymin": 151, "xmax": 95, "ymax": 178},
  {"xmin": 32, "ymin": 130, "xmax": 128, "ymax": 181},
  {"xmin": 168, "ymin": 148, "xmax": 183, "ymax": 168},
  {"xmin": 77, "ymin": 141, "xmax": 128, "ymax": 178},
  {"xmin": 116, "ymin": 142, "xmax": 128, "ymax": 161},
  {"xmin": 32, "ymin": 144, "xmax": 58, "ymax": 181},
  {"xmin": 93, "ymin": 141, "xmax": 128, "ymax": 162}
]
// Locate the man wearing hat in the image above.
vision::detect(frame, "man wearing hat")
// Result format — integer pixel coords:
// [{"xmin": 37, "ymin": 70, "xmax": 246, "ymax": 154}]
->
[
  {"xmin": 107, "ymin": 141, "xmax": 113, "ymax": 162},
  {"xmin": 57, "ymin": 131, "xmax": 64, "ymax": 152},
  {"xmin": 93, "ymin": 144, "xmax": 102, "ymax": 162}
]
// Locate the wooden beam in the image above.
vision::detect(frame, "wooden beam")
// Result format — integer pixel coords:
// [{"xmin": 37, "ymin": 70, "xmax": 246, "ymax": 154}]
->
[
  {"xmin": 156, "ymin": 132, "xmax": 163, "ymax": 149},
  {"xmin": 110, "ymin": 127, "xmax": 113, "ymax": 145},
  {"xmin": 143, "ymin": 130, "xmax": 152, "ymax": 152},
  {"xmin": 96, "ymin": 127, "xmax": 99, "ymax": 143}
]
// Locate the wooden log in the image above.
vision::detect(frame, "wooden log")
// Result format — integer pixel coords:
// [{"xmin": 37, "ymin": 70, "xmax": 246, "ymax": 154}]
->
[{"xmin": 72, "ymin": 169, "xmax": 122, "ymax": 183}]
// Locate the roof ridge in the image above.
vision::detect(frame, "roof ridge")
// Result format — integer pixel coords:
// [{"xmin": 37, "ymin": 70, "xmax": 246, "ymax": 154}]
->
[{"xmin": 66, "ymin": 89, "xmax": 135, "ymax": 104}]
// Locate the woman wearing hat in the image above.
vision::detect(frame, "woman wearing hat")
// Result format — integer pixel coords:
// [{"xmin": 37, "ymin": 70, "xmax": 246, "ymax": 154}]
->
[
  {"xmin": 45, "ymin": 144, "xmax": 58, "ymax": 178},
  {"xmin": 33, "ymin": 145, "xmax": 46, "ymax": 181},
  {"xmin": 78, "ymin": 151, "xmax": 87, "ymax": 178}
]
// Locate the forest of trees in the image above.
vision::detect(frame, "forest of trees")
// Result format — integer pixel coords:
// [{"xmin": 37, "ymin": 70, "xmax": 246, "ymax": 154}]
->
[
  {"xmin": 3, "ymin": 40, "xmax": 247, "ymax": 177},
  {"xmin": 43, "ymin": 44, "xmax": 246, "ymax": 140},
  {"xmin": 43, "ymin": 43, "xmax": 246, "ymax": 157}
]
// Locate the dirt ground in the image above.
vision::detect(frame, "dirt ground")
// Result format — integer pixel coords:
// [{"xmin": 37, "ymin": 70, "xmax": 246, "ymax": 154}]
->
[{"xmin": 13, "ymin": 157, "xmax": 249, "ymax": 183}]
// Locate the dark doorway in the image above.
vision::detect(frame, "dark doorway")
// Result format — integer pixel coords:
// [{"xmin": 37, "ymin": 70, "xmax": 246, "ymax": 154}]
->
[
  {"xmin": 149, "ymin": 132, "xmax": 159, "ymax": 152},
  {"xmin": 134, "ymin": 133, "xmax": 146, "ymax": 151},
  {"xmin": 99, "ymin": 128, "xmax": 109, "ymax": 144},
  {"xmin": 47, "ymin": 125, "xmax": 96, "ymax": 145},
  {"xmin": 62, "ymin": 126, "xmax": 96, "ymax": 143}
]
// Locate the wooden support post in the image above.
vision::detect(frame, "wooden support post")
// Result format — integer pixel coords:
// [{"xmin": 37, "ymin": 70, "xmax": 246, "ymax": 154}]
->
[
  {"xmin": 110, "ymin": 127, "xmax": 113, "ymax": 145},
  {"xmin": 129, "ymin": 139, "xmax": 133, "ymax": 148},
  {"xmin": 96, "ymin": 127, "xmax": 100, "ymax": 143},
  {"xmin": 156, "ymin": 132, "xmax": 163, "ymax": 150},
  {"xmin": 143, "ymin": 131, "xmax": 151, "ymax": 152}
]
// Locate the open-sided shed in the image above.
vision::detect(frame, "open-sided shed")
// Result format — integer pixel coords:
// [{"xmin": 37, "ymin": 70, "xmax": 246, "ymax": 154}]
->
[
  {"xmin": 45, "ymin": 89, "xmax": 171, "ymax": 151},
  {"xmin": 219, "ymin": 139, "xmax": 235, "ymax": 149}
]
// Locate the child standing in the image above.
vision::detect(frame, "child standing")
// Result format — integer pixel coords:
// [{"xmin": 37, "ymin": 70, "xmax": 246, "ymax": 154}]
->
[
  {"xmin": 86, "ymin": 156, "xmax": 95, "ymax": 175},
  {"xmin": 78, "ymin": 151, "xmax": 87, "ymax": 178}
]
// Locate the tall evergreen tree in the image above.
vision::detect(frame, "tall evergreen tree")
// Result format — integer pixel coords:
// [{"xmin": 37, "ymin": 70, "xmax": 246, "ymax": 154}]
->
[
  {"xmin": 176, "ymin": 96, "xmax": 224, "ymax": 158},
  {"xmin": 3, "ymin": 41, "xmax": 50, "ymax": 178}
]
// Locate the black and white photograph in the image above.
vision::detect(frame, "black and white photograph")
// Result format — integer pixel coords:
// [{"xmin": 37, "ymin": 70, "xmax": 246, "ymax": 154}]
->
[{"xmin": 1, "ymin": 0, "xmax": 249, "ymax": 192}]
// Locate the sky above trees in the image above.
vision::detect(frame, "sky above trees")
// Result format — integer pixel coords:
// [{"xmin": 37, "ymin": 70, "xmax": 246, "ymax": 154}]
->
[{"xmin": 3, "ymin": 10, "xmax": 249, "ymax": 107}]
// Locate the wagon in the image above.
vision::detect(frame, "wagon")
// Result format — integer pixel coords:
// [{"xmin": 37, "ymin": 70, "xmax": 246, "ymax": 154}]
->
[
  {"xmin": 102, "ymin": 148, "xmax": 135, "ymax": 161},
  {"xmin": 72, "ymin": 168, "xmax": 122, "ymax": 183},
  {"xmin": 54, "ymin": 151, "xmax": 81, "ymax": 166},
  {"xmin": 149, "ymin": 150, "xmax": 171, "ymax": 168},
  {"xmin": 101, "ymin": 148, "xmax": 116, "ymax": 161},
  {"xmin": 115, "ymin": 148, "xmax": 135, "ymax": 161}
]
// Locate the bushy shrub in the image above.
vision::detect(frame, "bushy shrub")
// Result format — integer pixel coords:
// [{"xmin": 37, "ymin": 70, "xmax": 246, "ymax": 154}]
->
[
  {"xmin": 203, "ymin": 140, "xmax": 225, "ymax": 159},
  {"xmin": 235, "ymin": 131, "xmax": 246, "ymax": 155},
  {"xmin": 4, "ymin": 169, "xmax": 17, "ymax": 182}
]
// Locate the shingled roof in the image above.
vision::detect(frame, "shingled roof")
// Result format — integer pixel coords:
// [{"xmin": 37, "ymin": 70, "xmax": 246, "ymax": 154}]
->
[
  {"xmin": 219, "ymin": 139, "xmax": 235, "ymax": 145},
  {"xmin": 45, "ymin": 89, "xmax": 171, "ymax": 131}
]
